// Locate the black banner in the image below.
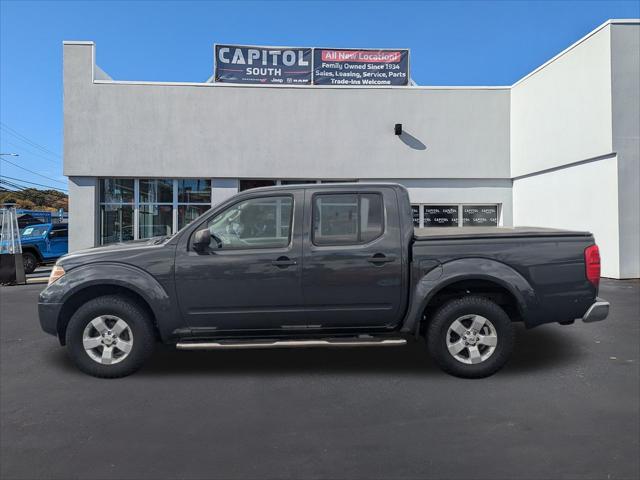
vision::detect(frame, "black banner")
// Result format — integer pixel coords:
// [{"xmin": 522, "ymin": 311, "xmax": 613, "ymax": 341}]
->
[
  {"xmin": 215, "ymin": 44, "xmax": 312, "ymax": 85},
  {"xmin": 423, "ymin": 206, "xmax": 459, "ymax": 227},
  {"xmin": 313, "ymin": 48, "xmax": 409, "ymax": 86},
  {"xmin": 462, "ymin": 205, "xmax": 498, "ymax": 227}
]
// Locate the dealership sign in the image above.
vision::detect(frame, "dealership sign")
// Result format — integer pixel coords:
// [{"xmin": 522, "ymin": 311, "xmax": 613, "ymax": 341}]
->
[
  {"xmin": 215, "ymin": 45, "xmax": 312, "ymax": 85},
  {"xmin": 214, "ymin": 44, "xmax": 410, "ymax": 86},
  {"xmin": 313, "ymin": 48, "xmax": 409, "ymax": 86}
]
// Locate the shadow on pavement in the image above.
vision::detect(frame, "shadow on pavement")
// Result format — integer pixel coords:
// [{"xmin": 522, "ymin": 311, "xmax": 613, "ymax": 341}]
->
[{"xmin": 46, "ymin": 323, "xmax": 585, "ymax": 378}]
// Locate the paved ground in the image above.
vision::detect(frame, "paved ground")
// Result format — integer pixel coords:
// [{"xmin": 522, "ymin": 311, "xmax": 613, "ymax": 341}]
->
[
  {"xmin": 27, "ymin": 265, "xmax": 52, "ymax": 282},
  {"xmin": 1, "ymin": 279, "xmax": 638, "ymax": 480}
]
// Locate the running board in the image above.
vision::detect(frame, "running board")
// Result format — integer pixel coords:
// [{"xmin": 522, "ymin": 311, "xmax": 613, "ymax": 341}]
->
[{"xmin": 176, "ymin": 338, "xmax": 407, "ymax": 350}]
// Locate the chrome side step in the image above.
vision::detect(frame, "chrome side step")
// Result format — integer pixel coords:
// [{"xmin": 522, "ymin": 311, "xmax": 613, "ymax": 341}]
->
[{"xmin": 176, "ymin": 338, "xmax": 407, "ymax": 350}]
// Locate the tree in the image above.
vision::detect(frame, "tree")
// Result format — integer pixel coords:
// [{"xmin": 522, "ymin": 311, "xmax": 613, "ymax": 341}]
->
[{"xmin": 0, "ymin": 187, "xmax": 68, "ymax": 210}]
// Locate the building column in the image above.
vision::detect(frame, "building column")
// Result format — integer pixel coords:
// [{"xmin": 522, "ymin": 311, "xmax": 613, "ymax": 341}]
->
[
  {"xmin": 212, "ymin": 178, "xmax": 239, "ymax": 206},
  {"xmin": 68, "ymin": 176, "xmax": 98, "ymax": 251}
]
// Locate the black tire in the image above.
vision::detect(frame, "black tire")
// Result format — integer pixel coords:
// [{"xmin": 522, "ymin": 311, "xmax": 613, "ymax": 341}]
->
[
  {"xmin": 22, "ymin": 252, "xmax": 38, "ymax": 274},
  {"xmin": 426, "ymin": 296, "xmax": 515, "ymax": 378},
  {"xmin": 65, "ymin": 295, "xmax": 155, "ymax": 378}
]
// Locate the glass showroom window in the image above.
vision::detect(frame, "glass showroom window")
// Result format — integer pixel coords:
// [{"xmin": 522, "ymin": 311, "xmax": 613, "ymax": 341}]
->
[
  {"xmin": 178, "ymin": 179, "xmax": 212, "ymax": 229},
  {"xmin": 99, "ymin": 179, "xmax": 134, "ymax": 245},
  {"xmin": 139, "ymin": 179, "xmax": 174, "ymax": 239}
]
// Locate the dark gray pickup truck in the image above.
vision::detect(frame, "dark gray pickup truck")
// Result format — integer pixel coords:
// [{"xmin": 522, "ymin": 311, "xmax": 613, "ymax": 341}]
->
[{"xmin": 39, "ymin": 183, "xmax": 609, "ymax": 378}]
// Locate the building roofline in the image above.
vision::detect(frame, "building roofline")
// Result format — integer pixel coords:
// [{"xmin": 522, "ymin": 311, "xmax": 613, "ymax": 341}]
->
[
  {"xmin": 64, "ymin": 18, "xmax": 640, "ymax": 91},
  {"xmin": 91, "ymin": 80, "xmax": 510, "ymax": 90},
  {"xmin": 512, "ymin": 18, "xmax": 639, "ymax": 88}
]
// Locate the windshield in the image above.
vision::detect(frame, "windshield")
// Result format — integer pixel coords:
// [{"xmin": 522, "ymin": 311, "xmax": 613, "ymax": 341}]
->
[{"xmin": 20, "ymin": 226, "xmax": 49, "ymax": 238}]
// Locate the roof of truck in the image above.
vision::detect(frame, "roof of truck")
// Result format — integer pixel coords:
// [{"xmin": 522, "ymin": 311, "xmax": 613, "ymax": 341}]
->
[
  {"xmin": 238, "ymin": 182, "xmax": 404, "ymax": 193},
  {"xmin": 414, "ymin": 226, "xmax": 592, "ymax": 240}
]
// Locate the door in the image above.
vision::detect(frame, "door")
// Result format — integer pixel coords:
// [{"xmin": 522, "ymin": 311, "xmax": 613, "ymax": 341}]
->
[
  {"xmin": 46, "ymin": 226, "xmax": 68, "ymax": 259},
  {"xmin": 174, "ymin": 191, "xmax": 304, "ymax": 331},
  {"xmin": 301, "ymin": 188, "xmax": 404, "ymax": 328}
]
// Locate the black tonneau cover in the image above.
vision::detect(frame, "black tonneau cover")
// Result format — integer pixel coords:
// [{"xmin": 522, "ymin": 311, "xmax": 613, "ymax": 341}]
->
[{"xmin": 414, "ymin": 226, "xmax": 592, "ymax": 241}]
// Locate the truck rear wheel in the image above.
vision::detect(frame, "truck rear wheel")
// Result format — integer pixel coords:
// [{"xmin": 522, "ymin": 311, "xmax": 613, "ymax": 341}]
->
[
  {"xmin": 426, "ymin": 296, "xmax": 514, "ymax": 378},
  {"xmin": 22, "ymin": 252, "xmax": 38, "ymax": 274},
  {"xmin": 65, "ymin": 295, "xmax": 155, "ymax": 378}
]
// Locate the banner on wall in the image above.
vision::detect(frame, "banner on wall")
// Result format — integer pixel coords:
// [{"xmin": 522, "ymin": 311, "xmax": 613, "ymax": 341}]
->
[
  {"xmin": 214, "ymin": 45, "xmax": 410, "ymax": 86},
  {"xmin": 313, "ymin": 48, "xmax": 410, "ymax": 86},
  {"xmin": 214, "ymin": 44, "xmax": 312, "ymax": 85}
]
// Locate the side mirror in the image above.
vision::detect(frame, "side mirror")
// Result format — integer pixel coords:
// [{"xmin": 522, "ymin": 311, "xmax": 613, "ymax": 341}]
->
[{"xmin": 192, "ymin": 228, "xmax": 211, "ymax": 252}]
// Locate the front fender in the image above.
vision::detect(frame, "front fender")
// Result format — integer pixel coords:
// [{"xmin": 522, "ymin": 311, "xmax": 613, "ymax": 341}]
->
[
  {"xmin": 39, "ymin": 262, "xmax": 180, "ymax": 342},
  {"xmin": 401, "ymin": 257, "xmax": 539, "ymax": 333}
]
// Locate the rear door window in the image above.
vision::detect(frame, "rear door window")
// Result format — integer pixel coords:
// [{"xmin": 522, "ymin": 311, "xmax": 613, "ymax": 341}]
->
[{"xmin": 312, "ymin": 193, "xmax": 384, "ymax": 246}]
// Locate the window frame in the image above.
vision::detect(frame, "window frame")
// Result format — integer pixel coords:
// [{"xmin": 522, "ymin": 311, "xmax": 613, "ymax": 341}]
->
[
  {"xmin": 189, "ymin": 193, "xmax": 296, "ymax": 252},
  {"xmin": 98, "ymin": 178, "xmax": 136, "ymax": 245},
  {"xmin": 177, "ymin": 179, "xmax": 212, "ymax": 231},
  {"xmin": 311, "ymin": 192, "xmax": 385, "ymax": 247}
]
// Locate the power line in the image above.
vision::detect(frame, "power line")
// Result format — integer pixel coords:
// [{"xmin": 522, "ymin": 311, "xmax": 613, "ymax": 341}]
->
[
  {"xmin": 0, "ymin": 122, "xmax": 61, "ymax": 159},
  {"xmin": 1, "ymin": 138, "xmax": 61, "ymax": 166},
  {"xmin": 0, "ymin": 179, "xmax": 29, "ymax": 194},
  {"xmin": 0, "ymin": 157, "xmax": 67, "ymax": 185},
  {"xmin": 0, "ymin": 175, "xmax": 68, "ymax": 192}
]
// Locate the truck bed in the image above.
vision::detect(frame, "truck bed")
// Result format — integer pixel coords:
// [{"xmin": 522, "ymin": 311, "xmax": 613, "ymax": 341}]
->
[{"xmin": 414, "ymin": 226, "xmax": 592, "ymax": 241}]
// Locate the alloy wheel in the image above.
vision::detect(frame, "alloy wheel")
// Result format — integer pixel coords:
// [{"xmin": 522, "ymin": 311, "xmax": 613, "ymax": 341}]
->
[
  {"xmin": 446, "ymin": 314, "xmax": 498, "ymax": 365},
  {"xmin": 82, "ymin": 315, "xmax": 134, "ymax": 365}
]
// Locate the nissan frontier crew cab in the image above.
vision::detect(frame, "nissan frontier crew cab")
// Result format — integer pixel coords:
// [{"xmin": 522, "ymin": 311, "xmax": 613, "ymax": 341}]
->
[{"xmin": 38, "ymin": 184, "xmax": 609, "ymax": 378}]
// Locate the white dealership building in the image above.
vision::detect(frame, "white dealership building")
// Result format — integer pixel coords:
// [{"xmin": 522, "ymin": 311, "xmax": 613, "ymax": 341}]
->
[{"xmin": 63, "ymin": 19, "xmax": 639, "ymax": 278}]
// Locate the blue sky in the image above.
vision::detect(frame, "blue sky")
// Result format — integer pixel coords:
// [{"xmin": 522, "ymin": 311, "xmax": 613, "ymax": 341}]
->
[{"xmin": 1, "ymin": 0, "xmax": 638, "ymax": 192}]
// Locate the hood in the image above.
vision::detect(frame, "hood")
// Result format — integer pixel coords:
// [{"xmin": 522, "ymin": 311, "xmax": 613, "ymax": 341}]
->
[{"xmin": 58, "ymin": 236, "xmax": 171, "ymax": 268}]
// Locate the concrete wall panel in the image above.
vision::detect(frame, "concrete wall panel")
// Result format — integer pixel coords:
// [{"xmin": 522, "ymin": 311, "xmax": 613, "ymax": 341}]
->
[
  {"xmin": 513, "ymin": 156, "xmax": 619, "ymax": 278},
  {"xmin": 63, "ymin": 45, "xmax": 511, "ymax": 180},
  {"xmin": 68, "ymin": 176, "xmax": 98, "ymax": 252},
  {"xmin": 511, "ymin": 25, "xmax": 613, "ymax": 177},
  {"xmin": 611, "ymin": 24, "xmax": 640, "ymax": 279}
]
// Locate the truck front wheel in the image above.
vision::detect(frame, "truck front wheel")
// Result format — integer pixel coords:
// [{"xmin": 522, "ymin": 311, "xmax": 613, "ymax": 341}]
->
[
  {"xmin": 65, "ymin": 295, "xmax": 155, "ymax": 378},
  {"xmin": 426, "ymin": 296, "xmax": 515, "ymax": 378}
]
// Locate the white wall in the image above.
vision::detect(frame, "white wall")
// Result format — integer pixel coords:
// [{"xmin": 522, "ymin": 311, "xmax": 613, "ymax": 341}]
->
[
  {"xmin": 511, "ymin": 24, "xmax": 613, "ymax": 177},
  {"xmin": 513, "ymin": 156, "xmax": 619, "ymax": 278}
]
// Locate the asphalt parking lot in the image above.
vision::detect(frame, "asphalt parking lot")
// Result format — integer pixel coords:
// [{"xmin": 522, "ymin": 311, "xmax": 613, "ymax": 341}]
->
[{"xmin": 1, "ymin": 279, "xmax": 638, "ymax": 480}]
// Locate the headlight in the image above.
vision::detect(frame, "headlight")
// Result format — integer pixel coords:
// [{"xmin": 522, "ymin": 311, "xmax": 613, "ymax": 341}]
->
[{"xmin": 48, "ymin": 265, "xmax": 65, "ymax": 285}]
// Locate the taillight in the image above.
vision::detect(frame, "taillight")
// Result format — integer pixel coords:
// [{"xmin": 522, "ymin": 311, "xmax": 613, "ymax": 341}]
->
[{"xmin": 584, "ymin": 245, "xmax": 601, "ymax": 288}]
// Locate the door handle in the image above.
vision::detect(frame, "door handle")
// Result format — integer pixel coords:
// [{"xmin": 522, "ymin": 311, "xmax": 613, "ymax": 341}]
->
[
  {"xmin": 367, "ymin": 253, "xmax": 396, "ymax": 264},
  {"xmin": 272, "ymin": 256, "xmax": 297, "ymax": 268}
]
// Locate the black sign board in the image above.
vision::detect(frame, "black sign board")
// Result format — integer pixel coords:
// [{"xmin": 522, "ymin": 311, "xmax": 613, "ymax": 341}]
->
[
  {"xmin": 463, "ymin": 205, "xmax": 498, "ymax": 227},
  {"xmin": 313, "ymin": 48, "xmax": 409, "ymax": 86},
  {"xmin": 411, "ymin": 205, "xmax": 420, "ymax": 227},
  {"xmin": 215, "ymin": 44, "xmax": 312, "ymax": 85},
  {"xmin": 423, "ymin": 205, "xmax": 459, "ymax": 227}
]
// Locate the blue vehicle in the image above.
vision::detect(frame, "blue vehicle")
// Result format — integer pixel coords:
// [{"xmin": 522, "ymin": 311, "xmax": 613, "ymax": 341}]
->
[{"xmin": 19, "ymin": 223, "xmax": 68, "ymax": 274}]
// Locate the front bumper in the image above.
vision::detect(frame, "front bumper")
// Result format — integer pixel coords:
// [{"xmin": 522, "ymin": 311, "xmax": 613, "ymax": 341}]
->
[
  {"xmin": 582, "ymin": 297, "xmax": 610, "ymax": 323},
  {"xmin": 38, "ymin": 302, "xmax": 63, "ymax": 336}
]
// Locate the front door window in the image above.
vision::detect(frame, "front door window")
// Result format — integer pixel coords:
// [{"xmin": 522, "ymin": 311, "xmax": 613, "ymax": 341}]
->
[{"xmin": 206, "ymin": 196, "xmax": 293, "ymax": 250}]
